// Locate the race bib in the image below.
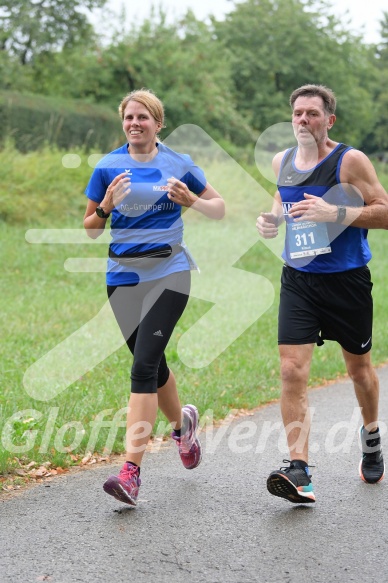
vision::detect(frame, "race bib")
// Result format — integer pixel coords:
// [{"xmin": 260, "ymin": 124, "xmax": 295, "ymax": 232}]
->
[{"xmin": 287, "ymin": 220, "xmax": 331, "ymax": 259}]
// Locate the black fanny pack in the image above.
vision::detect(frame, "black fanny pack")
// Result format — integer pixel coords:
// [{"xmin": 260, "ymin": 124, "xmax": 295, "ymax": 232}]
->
[{"xmin": 108, "ymin": 244, "xmax": 182, "ymax": 266}]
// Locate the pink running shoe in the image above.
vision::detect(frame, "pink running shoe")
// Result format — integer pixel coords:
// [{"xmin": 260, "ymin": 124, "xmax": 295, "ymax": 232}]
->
[
  {"xmin": 172, "ymin": 404, "xmax": 202, "ymax": 470},
  {"xmin": 103, "ymin": 462, "xmax": 141, "ymax": 505}
]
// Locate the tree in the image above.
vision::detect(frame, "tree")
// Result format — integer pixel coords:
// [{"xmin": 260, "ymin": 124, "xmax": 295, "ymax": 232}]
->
[
  {"xmin": 0, "ymin": 0, "xmax": 382, "ymax": 153},
  {"xmin": 369, "ymin": 11, "xmax": 388, "ymax": 152},
  {"xmin": 213, "ymin": 0, "xmax": 376, "ymax": 147},
  {"xmin": 0, "ymin": 0, "xmax": 107, "ymax": 64},
  {"xmin": 95, "ymin": 8, "xmax": 254, "ymax": 145}
]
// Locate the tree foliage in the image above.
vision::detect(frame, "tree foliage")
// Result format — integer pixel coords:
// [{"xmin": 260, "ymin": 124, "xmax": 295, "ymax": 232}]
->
[
  {"xmin": 366, "ymin": 11, "xmax": 388, "ymax": 153},
  {"xmin": 0, "ymin": 0, "xmax": 106, "ymax": 63},
  {"xmin": 0, "ymin": 0, "xmax": 386, "ymax": 153},
  {"xmin": 100, "ymin": 9, "xmax": 253, "ymax": 144},
  {"xmin": 213, "ymin": 0, "xmax": 376, "ymax": 145}
]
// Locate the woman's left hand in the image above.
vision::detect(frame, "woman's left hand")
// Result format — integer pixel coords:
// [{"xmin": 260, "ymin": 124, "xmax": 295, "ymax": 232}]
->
[{"xmin": 167, "ymin": 177, "xmax": 196, "ymax": 208}]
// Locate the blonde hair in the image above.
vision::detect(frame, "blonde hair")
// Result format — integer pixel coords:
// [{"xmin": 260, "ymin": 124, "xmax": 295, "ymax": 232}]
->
[{"xmin": 118, "ymin": 89, "xmax": 165, "ymax": 137}]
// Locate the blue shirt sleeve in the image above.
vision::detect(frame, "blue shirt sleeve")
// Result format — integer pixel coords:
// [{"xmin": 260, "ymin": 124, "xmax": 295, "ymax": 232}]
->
[
  {"xmin": 85, "ymin": 167, "xmax": 108, "ymax": 203},
  {"xmin": 180, "ymin": 155, "xmax": 207, "ymax": 195}
]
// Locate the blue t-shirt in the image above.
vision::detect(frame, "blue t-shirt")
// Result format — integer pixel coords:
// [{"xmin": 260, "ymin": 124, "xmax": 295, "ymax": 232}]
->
[{"xmin": 85, "ymin": 142, "xmax": 207, "ymax": 285}]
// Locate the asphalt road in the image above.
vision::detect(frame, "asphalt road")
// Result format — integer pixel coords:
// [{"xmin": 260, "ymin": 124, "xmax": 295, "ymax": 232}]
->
[{"xmin": 1, "ymin": 368, "xmax": 388, "ymax": 583}]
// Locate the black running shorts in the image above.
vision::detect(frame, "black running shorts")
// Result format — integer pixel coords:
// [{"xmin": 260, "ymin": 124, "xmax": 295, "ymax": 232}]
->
[{"xmin": 278, "ymin": 264, "xmax": 373, "ymax": 355}]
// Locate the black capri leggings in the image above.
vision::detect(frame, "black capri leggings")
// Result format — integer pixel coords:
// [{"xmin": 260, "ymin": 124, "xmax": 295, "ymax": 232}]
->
[{"xmin": 107, "ymin": 270, "xmax": 191, "ymax": 394}]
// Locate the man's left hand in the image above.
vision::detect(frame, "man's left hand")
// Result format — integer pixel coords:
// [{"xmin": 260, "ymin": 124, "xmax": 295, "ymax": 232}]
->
[{"xmin": 289, "ymin": 193, "xmax": 337, "ymax": 223}]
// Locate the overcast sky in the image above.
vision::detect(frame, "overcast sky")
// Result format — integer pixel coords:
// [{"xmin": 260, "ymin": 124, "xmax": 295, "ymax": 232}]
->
[{"xmin": 95, "ymin": 0, "xmax": 387, "ymax": 44}]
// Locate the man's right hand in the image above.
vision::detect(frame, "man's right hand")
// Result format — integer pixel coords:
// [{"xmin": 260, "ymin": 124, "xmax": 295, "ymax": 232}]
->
[{"xmin": 256, "ymin": 212, "xmax": 280, "ymax": 239}]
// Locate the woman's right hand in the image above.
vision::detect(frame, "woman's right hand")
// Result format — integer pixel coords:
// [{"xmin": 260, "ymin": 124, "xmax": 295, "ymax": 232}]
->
[
  {"xmin": 256, "ymin": 212, "xmax": 279, "ymax": 239},
  {"xmin": 100, "ymin": 172, "xmax": 131, "ymax": 213}
]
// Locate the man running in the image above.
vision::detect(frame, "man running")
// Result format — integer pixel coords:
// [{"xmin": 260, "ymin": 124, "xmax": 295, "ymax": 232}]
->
[{"xmin": 256, "ymin": 84, "xmax": 388, "ymax": 503}]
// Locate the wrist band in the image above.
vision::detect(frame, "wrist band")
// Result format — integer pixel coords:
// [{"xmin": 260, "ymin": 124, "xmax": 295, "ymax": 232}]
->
[{"xmin": 336, "ymin": 205, "xmax": 346, "ymax": 224}]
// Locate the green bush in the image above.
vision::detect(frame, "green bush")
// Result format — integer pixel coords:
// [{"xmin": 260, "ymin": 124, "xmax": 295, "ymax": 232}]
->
[{"xmin": 0, "ymin": 91, "xmax": 124, "ymax": 152}]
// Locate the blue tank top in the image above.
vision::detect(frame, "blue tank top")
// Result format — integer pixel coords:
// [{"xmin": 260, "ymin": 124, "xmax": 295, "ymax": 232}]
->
[{"xmin": 277, "ymin": 143, "xmax": 371, "ymax": 273}]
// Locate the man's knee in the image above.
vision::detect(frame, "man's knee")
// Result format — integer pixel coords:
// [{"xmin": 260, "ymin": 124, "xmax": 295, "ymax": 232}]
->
[
  {"xmin": 347, "ymin": 360, "xmax": 376, "ymax": 386},
  {"xmin": 280, "ymin": 354, "xmax": 310, "ymax": 386}
]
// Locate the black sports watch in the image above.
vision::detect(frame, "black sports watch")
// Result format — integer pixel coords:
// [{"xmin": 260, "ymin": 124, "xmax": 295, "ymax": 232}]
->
[
  {"xmin": 96, "ymin": 206, "xmax": 110, "ymax": 219},
  {"xmin": 336, "ymin": 205, "xmax": 346, "ymax": 224}
]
